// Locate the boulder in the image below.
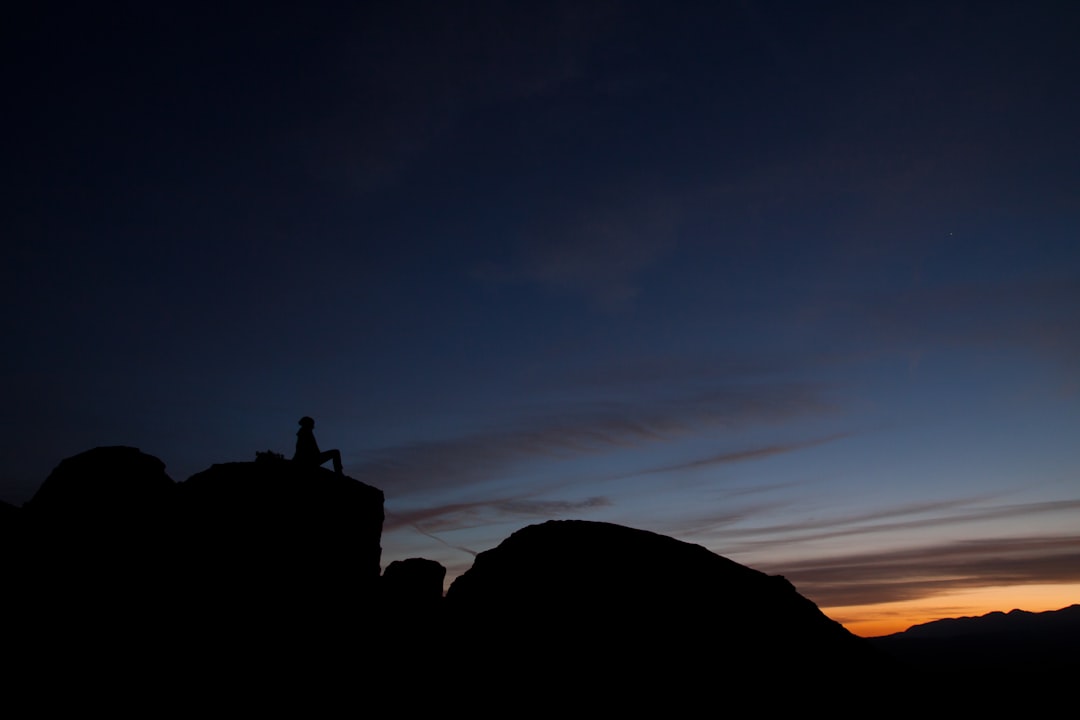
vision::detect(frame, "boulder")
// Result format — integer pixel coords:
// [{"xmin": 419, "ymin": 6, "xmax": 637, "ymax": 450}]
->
[
  {"xmin": 23, "ymin": 445, "xmax": 176, "ymax": 524},
  {"xmin": 7, "ymin": 447, "xmax": 386, "ymax": 668},
  {"xmin": 382, "ymin": 557, "xmax": 447, "ymax": 608},
  {"xmin": 444, "ymin": 519, "xmax": 903, "ymax": 694}
]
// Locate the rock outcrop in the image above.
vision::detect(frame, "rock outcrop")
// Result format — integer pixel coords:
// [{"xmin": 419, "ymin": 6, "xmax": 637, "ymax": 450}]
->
[
  {"xmin": 22, "ymin": 445, "xmax": 176, "ymax": 520},
  {"xmin": 6, "ymin": 446, "xmax": 386, "ymax": 678},
  {"xmin": 383, "ymin": 557, "xmax": 447, "ymax": 609},
  {"xmin": 443, "ymin": 519, "xmax": 901, "ymax": 694},
  {"xmin": 3, "ymin": 446, "xmax": 913, "ymax": 704},
  {"xmin": 178, "ymin": 457, "xmax": 385, "ymax": 607}
]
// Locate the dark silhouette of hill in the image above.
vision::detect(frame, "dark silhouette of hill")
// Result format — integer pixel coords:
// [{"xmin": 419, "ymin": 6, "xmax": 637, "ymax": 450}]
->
[
  {"xmin": 3, "ymin": 445, "xmax": 929, "ymax": 707},
  {"xmin": 869, "ymin": 604, "xmax": 1080, "ymax": 678},
  {"xmin": 444, "ymin": 519, "xmax": 903, "ymax": 690}
]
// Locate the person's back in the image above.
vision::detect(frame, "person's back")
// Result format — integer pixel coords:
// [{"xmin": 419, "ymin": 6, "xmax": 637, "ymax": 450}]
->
[
  {"xmin": 294, "ymin": 421, "xmax": 320, "ymax": 462},
  {"xmin": 293, "ymin": 416, "xmax": 343, "ymax": 474}
]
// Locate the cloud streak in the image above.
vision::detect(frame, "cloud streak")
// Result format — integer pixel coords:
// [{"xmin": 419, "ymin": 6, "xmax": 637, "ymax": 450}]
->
[
  {"xmin": 713, "ymin": 498, "xmax": 1080, "ymax": 550},
  {"xmin": 351, "ymin": 381, "xmax": 836, "ymax": 497},
  {"xmin": 515, "ymin": 191, "xmax": 685, "ymax": 312},
  {"xmin": 384, "ymin": 494, "xmax": 612, "ymax": 561},
  {"xmin": 711, "ymin": 497, "xmax": 1080, "ymax": 608},
  {"xmin": 303, "ymin": 2, "xmax": 614, "ymax": 193},
  {"xmin": 385, "ymin": 495, "xmax": 611, "ymax": 535},
  {"xmin": 622, "ymin": 432, "xmax": 853, "ymax": 480},
  {"xmin": 812, "ymin": 276, "xmax": 1080, "ymax": 375},
  {"xmin": 762, "ymin": 534, "xmax": 1080, "ymax": 608}
]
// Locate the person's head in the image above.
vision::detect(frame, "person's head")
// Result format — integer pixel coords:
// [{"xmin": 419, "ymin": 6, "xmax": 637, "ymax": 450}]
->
[{"xmin": 299, "ymin": 416, "xmax": 315, "ymax": 429}]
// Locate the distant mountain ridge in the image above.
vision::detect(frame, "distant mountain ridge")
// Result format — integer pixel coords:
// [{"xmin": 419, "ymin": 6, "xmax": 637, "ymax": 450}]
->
[
  {"xmin": 868, "ymin": 603, "xmax": 1080, "ymax": 676},
  {"xmin": 889, "ymin": 604, "xmax": 1080, "ymax": 639}
]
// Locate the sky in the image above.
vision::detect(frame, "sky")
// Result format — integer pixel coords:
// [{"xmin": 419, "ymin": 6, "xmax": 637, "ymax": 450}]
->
[{"xmin": 4, "ymin": 1, "xmax": 1079, "ymax": 637}]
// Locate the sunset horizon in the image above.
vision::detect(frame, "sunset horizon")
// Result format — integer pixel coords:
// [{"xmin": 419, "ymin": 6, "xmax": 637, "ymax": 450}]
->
[{"xmin": 4, "ymin": 0, "xmax": 1077, "ymax": 650}]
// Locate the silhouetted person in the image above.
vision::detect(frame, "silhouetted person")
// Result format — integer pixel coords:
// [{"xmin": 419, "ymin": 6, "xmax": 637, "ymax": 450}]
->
[{"xmin": 293, "ymin": 416, "xmax": 343, "ymax": 474}]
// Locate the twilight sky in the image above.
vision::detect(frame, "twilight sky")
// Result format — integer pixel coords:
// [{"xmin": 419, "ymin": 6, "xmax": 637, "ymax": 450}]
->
[{"xmin": 4, "ymin": 1, "xmax": 1079, "ymax": 636}]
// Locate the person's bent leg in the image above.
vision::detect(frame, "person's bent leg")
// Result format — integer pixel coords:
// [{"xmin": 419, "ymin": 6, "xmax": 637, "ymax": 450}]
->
[{"xmin": 316, "ymin": 449, "xmax": 344, "ymax": 474}]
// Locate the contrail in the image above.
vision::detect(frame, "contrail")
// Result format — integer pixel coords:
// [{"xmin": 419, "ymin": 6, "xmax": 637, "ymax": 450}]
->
[{"xmin": 385, "ymin": 508, "xmax": 479, "ymax": 557}]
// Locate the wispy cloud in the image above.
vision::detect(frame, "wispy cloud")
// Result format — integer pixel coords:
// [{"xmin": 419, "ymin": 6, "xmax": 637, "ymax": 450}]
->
[
  {"xmin": 808, "ymin": 276, "xmax": 1080, "ymax": 375},
  {"xmin": 622, "ymin": 494, "xmax": 1080, "ymax": 609},
  {"xmin": 624, "ymin": 432, "xmax": 853, "ymax": 479},
  {"xmin": 472, "ymin": 186, "xmax": 688, "ymax": 312},
  {"xmin": 384, "ymin": 494, "xmax": 612, "ymax": 560},
  {"xmin": 547, "ymin": 353, "xmax": 801, "ymax": 392},
  {"xmin": 302, "ymin": 3, "xmax": 616, "ymax": 193},
  {"xmin": 762, "ymin": 534, "xmax": 1080, "ymax": 608},
  {"xmin": 496, "ymin": 496, "xmax": 612, "ymax": 516},
  {"xmin": 385, "ymin": 495, "xmax": 611, "ymax": 534},
  {"xmin": 714, "ymin": 497, "xmax": 1080, "ymax": 550},
  {"xmin": 520, "ymin": 193, "xmax": 684, "ymax": 312},
  {"xmin": 351, "ymin": 382, "xmax": 835, "ymax": 497}
]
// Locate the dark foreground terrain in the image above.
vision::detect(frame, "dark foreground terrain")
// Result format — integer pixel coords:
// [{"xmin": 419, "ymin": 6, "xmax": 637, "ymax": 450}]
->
[{"xmin": 2, "ymin": 447, "xmax": 1074, "ymax": 710}]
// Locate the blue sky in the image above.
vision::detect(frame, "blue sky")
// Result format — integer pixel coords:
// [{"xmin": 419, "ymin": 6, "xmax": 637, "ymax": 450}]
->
[{"xmin": 4, "ymin": 1, "xmax": 1078, "ymax": 634}]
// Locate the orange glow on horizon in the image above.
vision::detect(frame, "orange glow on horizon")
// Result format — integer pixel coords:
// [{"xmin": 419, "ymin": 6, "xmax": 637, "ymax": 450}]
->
[{"xmin": 825, "ymin": 583, "xmax": 1080, "ymax": 638}]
